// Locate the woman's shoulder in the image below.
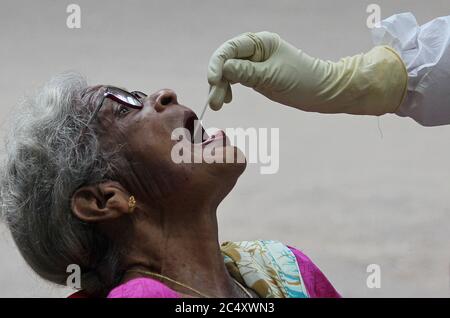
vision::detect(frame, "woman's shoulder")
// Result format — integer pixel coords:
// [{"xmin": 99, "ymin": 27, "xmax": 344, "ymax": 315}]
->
[
  {"xmin": 107, "ymin": 277, "xmax": 179, "ymax": 298},
  {"xmin": 221, "ymin": 240, "xmax": 341, "ymax": 298},
  {"xmin": 286, "ymin": 245, "xmax": 341, "ymax": 298}
]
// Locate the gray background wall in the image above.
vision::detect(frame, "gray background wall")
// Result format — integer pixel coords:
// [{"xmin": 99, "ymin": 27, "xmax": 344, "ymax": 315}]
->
[{"xmin": 0, "ymin": 0, "xmax": 449, "ymax": 297}]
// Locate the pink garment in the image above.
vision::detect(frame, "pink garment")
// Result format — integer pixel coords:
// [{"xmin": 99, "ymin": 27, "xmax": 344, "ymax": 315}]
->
[
  {"xmin": 107, "ymin": 247, "xmax": 341, "ymax": 298},
  {"xmin": 287, "ymin": 246, "xmax": 341, "ymax": 298},
  {"xmin": 107, "ymin": 277, "xmax": 180, "ymax": 298}
]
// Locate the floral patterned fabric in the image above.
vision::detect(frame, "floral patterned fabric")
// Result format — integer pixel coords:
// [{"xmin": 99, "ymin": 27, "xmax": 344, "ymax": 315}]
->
[{"xmin": 221, "ymin": 240, "xmax": 309, "ymax": 298}]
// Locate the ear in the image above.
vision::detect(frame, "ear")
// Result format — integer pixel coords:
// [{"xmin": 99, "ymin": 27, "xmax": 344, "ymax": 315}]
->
[{"xmin": 71, "ymin": 181, "xmax": 134, "ymax": 223}]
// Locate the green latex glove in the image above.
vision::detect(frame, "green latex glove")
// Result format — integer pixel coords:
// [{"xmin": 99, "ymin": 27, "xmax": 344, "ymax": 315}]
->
[{"xmin": 207, "ymin": 31, "xmax": 408, "ymax": 115}]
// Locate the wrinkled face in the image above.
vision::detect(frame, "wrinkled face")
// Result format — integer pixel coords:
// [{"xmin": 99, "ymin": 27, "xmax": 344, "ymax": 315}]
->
[{"xmin": 89, "ymin": 87, "xmax": 246, "ymax": 207}]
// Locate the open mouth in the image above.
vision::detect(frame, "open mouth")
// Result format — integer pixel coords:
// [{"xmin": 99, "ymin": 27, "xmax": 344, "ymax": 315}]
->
[
  {"xmin": 182, "ymin": 110, "xmax": 228, "ymax": 147},
  {"xmin": 183, "ymin": 111, "xmax": 208, "ymax": 144}
]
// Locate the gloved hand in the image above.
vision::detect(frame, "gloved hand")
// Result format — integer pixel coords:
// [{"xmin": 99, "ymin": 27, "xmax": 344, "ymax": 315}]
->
[{"xmin": 207, "ymin": 31, "xmax": 408, "ymax": 115}]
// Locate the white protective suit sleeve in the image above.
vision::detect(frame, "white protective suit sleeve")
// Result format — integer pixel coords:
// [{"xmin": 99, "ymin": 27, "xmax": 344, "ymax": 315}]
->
[{"xmin": 372, "ymin": 12, "xmax": 450, "ymax": 126}]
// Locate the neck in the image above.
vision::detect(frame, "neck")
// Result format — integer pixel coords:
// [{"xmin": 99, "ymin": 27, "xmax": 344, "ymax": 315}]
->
[{"xmin": 120, "ymin": 198, "xmax": 242, "ymax": 298}]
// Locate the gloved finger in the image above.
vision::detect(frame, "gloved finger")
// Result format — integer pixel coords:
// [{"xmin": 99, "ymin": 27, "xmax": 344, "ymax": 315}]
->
[
  {"xmin": 223, "ymin": 59, "xmax": 261, "ymax": 88},
  {"xmin": 207, "ymin": 80, "xmax": 229, "ymax": 111},
  {"xmin": 224, "ymin": 84, "xmax": 232, "ymax": 104},
  {"xmin": 207, "ymin": 33, "xmax": 262, "ymax": 86}
]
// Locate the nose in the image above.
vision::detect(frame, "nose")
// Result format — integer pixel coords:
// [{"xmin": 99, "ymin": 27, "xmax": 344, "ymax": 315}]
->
[{"xmin": 151, "ymin": 89, "xmax": 178, "ymax": 112}]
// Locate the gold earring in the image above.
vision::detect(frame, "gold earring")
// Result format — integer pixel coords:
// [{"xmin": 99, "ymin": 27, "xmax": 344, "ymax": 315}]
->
[{"xmin": 128, "ymin": 195, "xmax": 136, "ymax": 213}]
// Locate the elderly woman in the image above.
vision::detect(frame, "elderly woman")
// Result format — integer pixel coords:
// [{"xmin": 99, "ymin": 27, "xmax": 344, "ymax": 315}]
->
[{"xmin": 0, "ymin": 72, "xmax": 339, "ymax": 298}]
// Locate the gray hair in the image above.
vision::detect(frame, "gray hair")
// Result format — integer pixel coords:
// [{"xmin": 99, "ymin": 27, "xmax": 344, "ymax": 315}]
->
[{"xmin": 0, "ymin": 72, "xmax": 123, "ymax": 296}]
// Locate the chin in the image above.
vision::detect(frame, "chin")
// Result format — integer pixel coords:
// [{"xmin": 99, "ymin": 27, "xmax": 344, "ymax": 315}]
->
[
  {"xmin": 208, "ymin": 150, "xmax": 246, "ymax": 204},
  {"xmin": 203, "ymin": 145, "xmax": 246, "ymax": 174},
  {"xmin": 181, "ymin": 145, "xmax": 246, "ymax": 205}
]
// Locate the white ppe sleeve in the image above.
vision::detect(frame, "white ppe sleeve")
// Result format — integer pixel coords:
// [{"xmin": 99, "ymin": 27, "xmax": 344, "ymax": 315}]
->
[{"xmin": 372, "ymin": 12, "xmax": 450, "ymax": 126}]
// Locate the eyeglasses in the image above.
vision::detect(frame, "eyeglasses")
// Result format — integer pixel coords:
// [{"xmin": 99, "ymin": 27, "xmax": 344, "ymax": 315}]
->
[
  {"xmin": 75, "ymin": 86, "xmax": 147, "ymax": 147},
  {"xmin": 85, "ymin": 86, "xmax": 147, "ymax": 127}
]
